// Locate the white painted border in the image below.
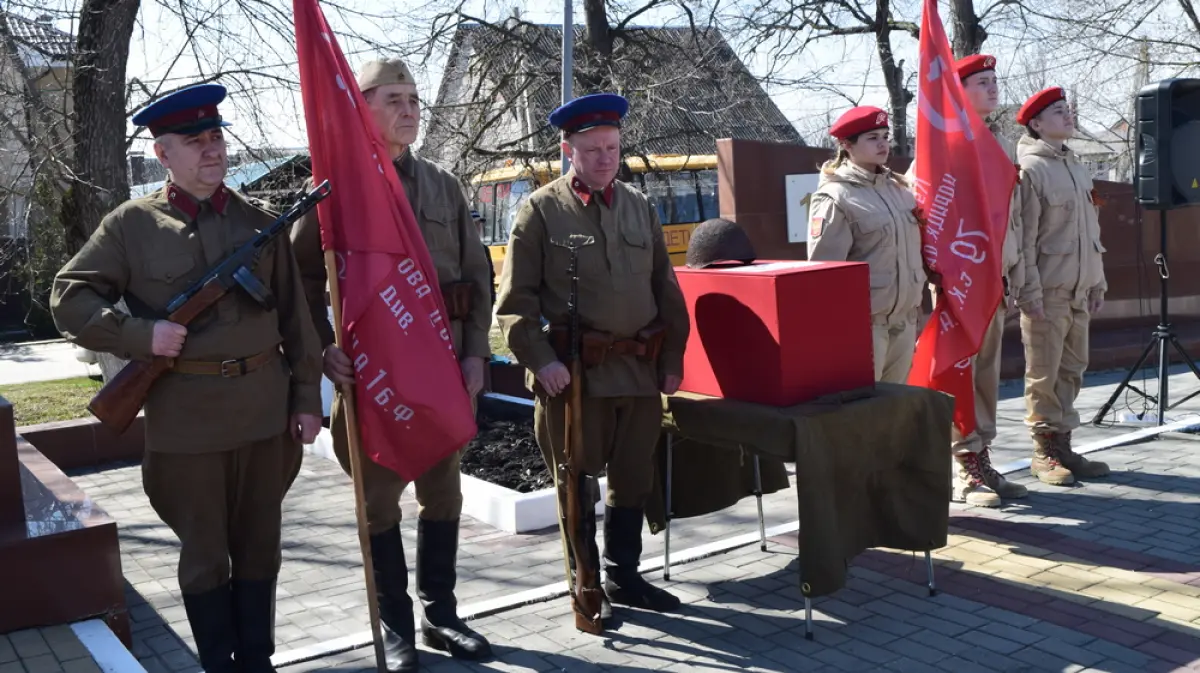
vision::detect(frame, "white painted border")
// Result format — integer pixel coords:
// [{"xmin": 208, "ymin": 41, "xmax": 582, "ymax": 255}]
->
[
  {"xmin": 306, "ymin": 393, "xmax": 605, "ymax": 534},
  {"xmin": 71, "ymin": 620, "xmax": 147, "ymax": 673}
]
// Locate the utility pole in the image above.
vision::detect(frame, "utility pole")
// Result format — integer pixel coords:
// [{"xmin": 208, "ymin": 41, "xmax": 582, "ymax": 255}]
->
[{"xmin": 561, "ymin": 0, "xmax": 573, "ymax": 176}]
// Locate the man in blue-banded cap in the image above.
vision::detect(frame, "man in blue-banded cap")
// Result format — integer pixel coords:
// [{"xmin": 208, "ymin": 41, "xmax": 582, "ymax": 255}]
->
[
  {"xmin": 51, "ymin": 82, "xmax": 325, "ymax": 673},
  {"xmin": 495, "ymin": 93, "xmax": 691, "ymax": 631}
]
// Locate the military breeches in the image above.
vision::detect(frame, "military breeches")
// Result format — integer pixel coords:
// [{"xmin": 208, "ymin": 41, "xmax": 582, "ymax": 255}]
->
[
  {"xmin": 952, "ymin": 304, "xmax": 1007, "ymax": 455},
  {"xmin": 330, "ymin": 392, "xmax": 463, "ymax": 535},
  {"xmin": 1022, "ymin": 295, "xmax": 1090, "ymax": 433},
  {"xmin": 534, "ymin": 393, "xmax": 662, "ymax": 511},
  {"xmin": 142, "ymin": 432, "xmax": 302, "ymax": 594},
  {"xmin": 871, "ymin": 317, "xmax": 917, "ymax": 384}
]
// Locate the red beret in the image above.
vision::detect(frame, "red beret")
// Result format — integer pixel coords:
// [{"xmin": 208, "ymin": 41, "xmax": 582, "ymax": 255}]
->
[
  {"xmin": 830, "ymin": 106, "xmax": 889, "ymax": 140},
  {"xmin": 1017, "ymin": 87, "xmax": 1067, "ymax": 126},
  {"xmin": 956, "ymin": 54, "xmax": 996, "ymax": 81}
]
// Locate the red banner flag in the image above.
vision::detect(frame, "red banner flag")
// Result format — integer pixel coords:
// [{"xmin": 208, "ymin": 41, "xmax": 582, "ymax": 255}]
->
[
  {"xmin": 907, "ymin": 0, "xmax": 1017, "ymax": 436},
  {"xmin": 293, "ymin": 0, "xmax": 477, "ymax": 480}
]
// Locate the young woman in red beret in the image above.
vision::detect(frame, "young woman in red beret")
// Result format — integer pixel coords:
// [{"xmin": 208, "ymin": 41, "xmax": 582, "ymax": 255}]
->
[{"xmin": 808, "ymin": 106, "xmax": 926, "ymax": 385}]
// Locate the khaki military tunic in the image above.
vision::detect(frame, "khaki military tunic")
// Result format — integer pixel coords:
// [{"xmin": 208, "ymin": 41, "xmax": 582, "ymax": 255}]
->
[
  {"xmin": 495, "ymin": 171, "xmax": 690, "ymax": 509},
  {"xmin": 51, "ymin": 183, "xmax": 324, "ymax": 450},
  {"xmin": 1016, "ymin": 136, "xmax": 1107, "ymax": 433},
  {"xmin": 808, "ymin": 161, "xmax": 925, "ymax": 384},
  {"xmin": 50, "ymin": 182, "xmax": 322, "ymax": 593},
  {"xmin": 291, "ymin": 149, "xmax": 493, "ymax": 532}
]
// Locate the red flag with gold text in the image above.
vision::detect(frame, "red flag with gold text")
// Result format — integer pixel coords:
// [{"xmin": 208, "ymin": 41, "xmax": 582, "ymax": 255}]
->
[
  {"xmin": 907, "ymin": 0, "xmax": 1017, "ymax": 436},
  {"xmin": 293, "ymin": 0, "xmax": 477, "ymax": 480}
]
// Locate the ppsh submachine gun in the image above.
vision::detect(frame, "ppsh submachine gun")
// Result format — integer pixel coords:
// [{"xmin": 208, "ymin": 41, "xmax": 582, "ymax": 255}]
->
[{"xmin": 87, "ymin": 180, "xmax": 332, "ymax": 434}]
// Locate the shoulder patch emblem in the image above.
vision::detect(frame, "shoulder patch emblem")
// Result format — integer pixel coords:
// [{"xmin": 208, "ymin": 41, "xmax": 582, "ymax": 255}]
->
[{"xmin": 809, "ymin": 215, "xmax": 824, "ymax": 238}]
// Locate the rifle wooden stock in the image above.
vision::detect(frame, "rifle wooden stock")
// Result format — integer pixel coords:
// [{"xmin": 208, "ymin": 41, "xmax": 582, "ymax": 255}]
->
[
  {"xmin": 564, "ymin": 356, "xmax": 604, "ymax": 634},
  {"xmin": 86, "ymin": 278, "xmax": 228, "ymax": 434}
]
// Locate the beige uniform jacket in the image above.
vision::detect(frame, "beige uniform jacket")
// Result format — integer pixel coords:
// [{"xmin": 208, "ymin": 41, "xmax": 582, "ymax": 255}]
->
[
  {"xmin": 290, "ymin": 150, "xmax": 494, "ymax": 361},
  {"xmin": 1016, "ymin": 137, "xmax": 1108, "ymax": 308},
  {"xmin": 995, "ymin": 133, "xmax": 1025, "ymax": 297},
  {"xmin": 495, "ymin": 171, "xmax": 690, "ymax": 398},
  {"xmin": 50, "ymin": 183, "xmax": 324, "ymax": 453},
  {"xmin": 808, "ymin": 162, "xmax": 926, "ymax": 324}
]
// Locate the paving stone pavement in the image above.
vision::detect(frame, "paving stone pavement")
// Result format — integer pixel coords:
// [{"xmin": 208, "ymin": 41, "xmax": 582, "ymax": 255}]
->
[
  {"xmin": 0, "ymin": 626, "xmax": 104, "ymax": 673},
  {"xmin": 65, "ymin": 365, "xmax": 1200, "ymax": 672}
]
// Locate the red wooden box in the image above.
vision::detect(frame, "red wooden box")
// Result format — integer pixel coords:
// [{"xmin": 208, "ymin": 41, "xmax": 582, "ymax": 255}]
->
[{"xmin": 675, "ymin": 260, "xmax": 875, "ymax": 406}]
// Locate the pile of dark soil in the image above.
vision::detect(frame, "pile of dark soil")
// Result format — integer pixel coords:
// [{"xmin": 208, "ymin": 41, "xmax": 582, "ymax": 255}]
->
[
  {"xmin": 461, "ymin": 396, "xmax": 608, "ymax": 492},
  {"xmin": 461, "ymin": 397, "xmax": 552, "ymax": 493}
]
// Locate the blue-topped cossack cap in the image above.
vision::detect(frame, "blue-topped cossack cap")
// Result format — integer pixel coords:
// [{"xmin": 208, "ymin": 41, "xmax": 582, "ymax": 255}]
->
[
  {"xmin": 548, "ymin": 93, "xmax": 629, "ymax": 135},
  {"xmin": 131, "ymin": 83, "xmax": 232, "ymax": 138}
]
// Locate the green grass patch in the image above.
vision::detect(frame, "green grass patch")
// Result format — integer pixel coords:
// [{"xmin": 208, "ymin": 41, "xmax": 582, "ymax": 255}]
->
[
  {"xmin": 0, "ymin": 376, "xmax": 101, "ymax": 426},
  {"xmin": 489, "ymin": 322, "xmax": 512, "ymax": 359}
]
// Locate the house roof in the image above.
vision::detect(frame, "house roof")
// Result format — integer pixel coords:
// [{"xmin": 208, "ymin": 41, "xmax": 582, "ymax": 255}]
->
[
  {"xmin": 422, "ymin": 22, "xmax": 803, "ymax": 172},
  {"xmin": 4, "ymin": 13, "xmax": 73, "ymax": 66},
  {"xmin": 131, "ymin": 155, "xmax": 301, "ymax": 199}
]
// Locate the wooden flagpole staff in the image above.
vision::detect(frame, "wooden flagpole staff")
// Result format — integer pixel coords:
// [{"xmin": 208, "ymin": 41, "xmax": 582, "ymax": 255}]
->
[{"xmin": 324, "ymin": 249, "xmax": 386, "ymax": 671}]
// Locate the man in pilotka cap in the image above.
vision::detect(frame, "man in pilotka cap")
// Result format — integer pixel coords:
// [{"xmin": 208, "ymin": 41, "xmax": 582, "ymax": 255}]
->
[
  {"xmin": 290, "ymin": 58, "xmax": 494, "ymax": 672},
  {"xmin": 496, "ymin": 93, "xmax": 691, "ymax": 623}
]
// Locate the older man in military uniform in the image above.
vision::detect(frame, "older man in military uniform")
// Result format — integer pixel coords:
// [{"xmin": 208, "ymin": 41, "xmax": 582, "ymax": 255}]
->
[
  {"xmin": 290, "ymin": 58, "xmax": 493, "ymax": 672},
  {"xmin": 1016, "ymin": 86, "xmax": 1110, "ymax": 486},
  {"xmin": 495, "ymin": 93, "xmax": 691, "ymax": 622},
  {"xmin": 50, "ymin": 83, "xmax": 325, "ymax": 673}
]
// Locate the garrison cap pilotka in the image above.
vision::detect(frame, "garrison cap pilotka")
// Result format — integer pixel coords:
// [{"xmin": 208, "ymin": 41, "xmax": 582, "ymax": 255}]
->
[
  {"xmin": 357, "ymin": 58, "xmax": 416, "ymax": 93},
  {"xmin": 686, "ymin": 218, "xmax": 757, "ymax": 269},
  {"xmin": 131, "ymin": 83, "xmax": 232, "ymax": 138}
]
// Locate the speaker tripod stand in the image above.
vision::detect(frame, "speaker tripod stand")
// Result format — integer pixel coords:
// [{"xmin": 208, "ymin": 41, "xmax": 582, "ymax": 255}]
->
[{"xmin": 1092, "ymin": 210, "xmax": 1200, "ymax": 426}]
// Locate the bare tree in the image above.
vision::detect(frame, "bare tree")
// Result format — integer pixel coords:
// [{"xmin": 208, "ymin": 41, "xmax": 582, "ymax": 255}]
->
[
  {"xmin": 733, "ymin": 0, "xmax": 920, "ymax": 155},
  {"xmin": 413, "ymin": 1, "xmax": 806, "ymax": 188}
]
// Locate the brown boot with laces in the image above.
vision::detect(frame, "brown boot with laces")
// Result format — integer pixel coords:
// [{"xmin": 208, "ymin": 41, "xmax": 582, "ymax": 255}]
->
[
  {"xmin": 1053, "ymin": 431, "xmax": 1110, "ymax": 478},
  {"xmin": 1031, "ymin": 431, "xmax": 1074, "ymax": 486},
  {"xmin": 978, "ymin": 446, "xmax": 1028, "ymax": 499},
  {"xmin": 952, "ymin": 453, "xmax": 1002, "ymax": 508}
]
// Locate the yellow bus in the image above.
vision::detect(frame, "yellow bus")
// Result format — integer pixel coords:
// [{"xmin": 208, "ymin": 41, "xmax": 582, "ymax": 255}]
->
[{"xmin": 469, "ymin": 154, "xmax": 719, "ymax": 280}]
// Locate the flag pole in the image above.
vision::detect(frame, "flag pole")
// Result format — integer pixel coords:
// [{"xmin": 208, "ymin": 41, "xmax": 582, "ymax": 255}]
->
[{"xmin": 324, "ymin": 249, "xmax": 386, "ymax": 670}]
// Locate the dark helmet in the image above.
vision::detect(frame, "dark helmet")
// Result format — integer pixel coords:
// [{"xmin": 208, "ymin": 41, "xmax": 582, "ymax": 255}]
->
[{"xmin": 686, "ymin": 218, "xmax": 757, "ymax": 269}]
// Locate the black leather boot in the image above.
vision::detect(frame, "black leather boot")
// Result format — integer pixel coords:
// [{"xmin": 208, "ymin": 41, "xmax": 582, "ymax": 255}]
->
[
  {"xmin": 370, "ymin": 525, "xmax": 418, "ymax": 673},
  {"xmin": 417, "ymin": 518, "xmax": 492, "ymax": 660},
  {"xmin": 182, "ymin": 583, "xmax": 238, "ymax": 673},
  {"xmin": 603, "ymin": 506, "xmax": 680, "ymax": 612},
  {"xmin": 232, "ymin": 578, "xmax": 278, "ymax": 673},
  {"xmin": 563, "ymin": 519, "xmax": 612, "ymax": 620}
]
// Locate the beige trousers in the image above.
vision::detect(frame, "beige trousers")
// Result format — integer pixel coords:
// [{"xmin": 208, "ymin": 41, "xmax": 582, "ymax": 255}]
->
[
  {"xmin": 951, "ymin": 304, "xmax": 1007, "ymax": 455},
  {"xmin": 872, "ymin": 318, "xmax": 918, "ymax": 384},
  {"xmin": 1021, "ymin": 295, "xmax": 1090, "ymax": 433}
]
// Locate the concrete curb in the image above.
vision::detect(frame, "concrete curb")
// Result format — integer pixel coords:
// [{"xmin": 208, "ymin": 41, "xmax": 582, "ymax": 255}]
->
[{"xmin": 71, "ymin": 620, "xmax": 147, "ymax": 673}]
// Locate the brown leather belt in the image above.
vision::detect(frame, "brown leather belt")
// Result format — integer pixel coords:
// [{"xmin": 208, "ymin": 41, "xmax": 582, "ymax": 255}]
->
[
  {"xmin": 172, "ymin": 350, "xmax": 276, "ymax": 377},
  {"xmin": 608, "ymin": 338, "xmax": 647, "ymax": 357}
]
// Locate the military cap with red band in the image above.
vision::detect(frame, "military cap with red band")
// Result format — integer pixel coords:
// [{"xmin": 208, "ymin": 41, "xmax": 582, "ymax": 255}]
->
[
  {"xmin": 549, "ymin": 93, "xmax": 629, "ymax": 135},
  {"xmin": 132, "ymin": 82, "xmax": 232, "ymax": 138},
  {"xmin": 829, "ymin": 106, "xmax": 890, "ymax": 140},
  {"xmin": 1017, "ymin": 86, "xmax": 1067, "ymax": 125},
  {"xmin": 956, "ymin": 54, "xmax": 997, "ymax": 81}
]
